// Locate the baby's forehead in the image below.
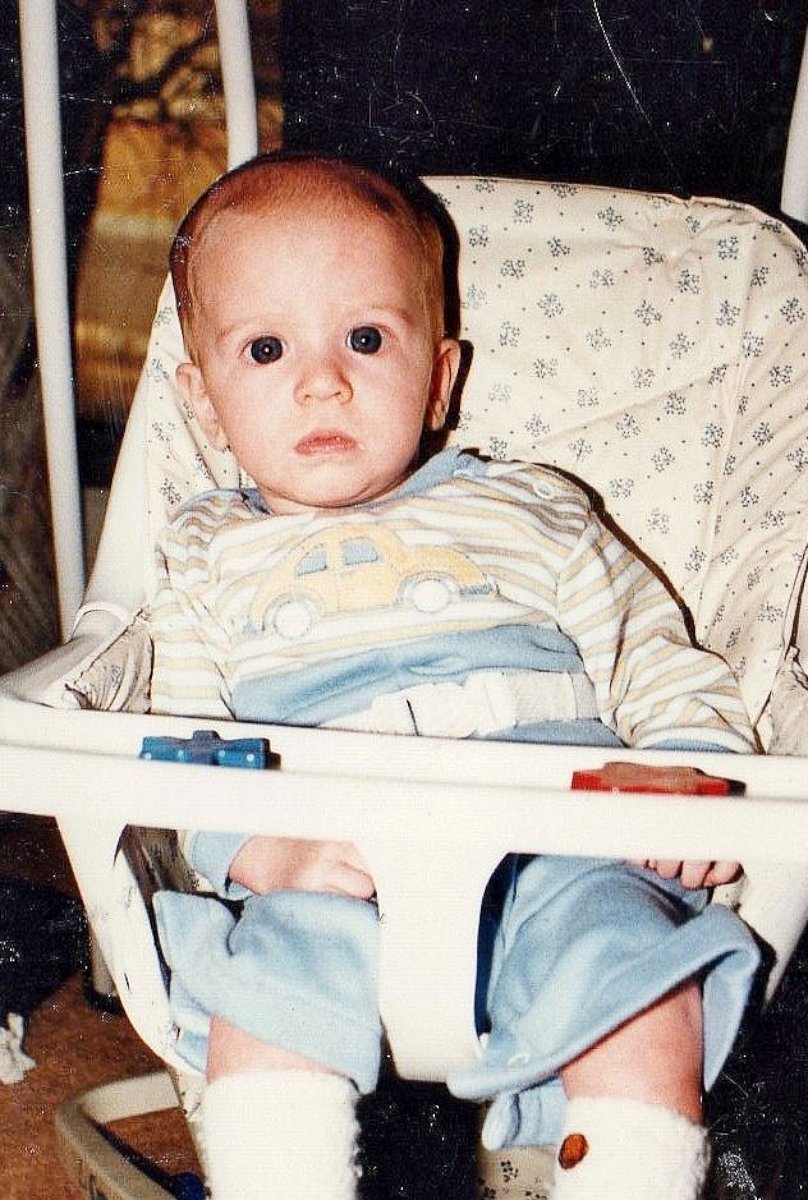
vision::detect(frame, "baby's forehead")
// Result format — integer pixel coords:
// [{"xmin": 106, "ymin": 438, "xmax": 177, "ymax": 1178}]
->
[
  {"xmin": 191, "ymin": 196, "xmax": 425, "ymax": 286},
  {"xmin": 182, "ymin": 171, "xmax": 444, "ymax": 337},
  {"xmin": 200, "ymin": 192, "xmax": 410, "ymax": 244}
]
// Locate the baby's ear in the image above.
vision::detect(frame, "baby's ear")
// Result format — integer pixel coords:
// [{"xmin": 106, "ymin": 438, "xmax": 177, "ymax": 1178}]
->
[
  {"xmin": 176, "ymin": 362, "xmax": 228, "ymax": 450},
  {"xmin": 426, "ymin": 338, "xmax": 462, "ymax": 431}
]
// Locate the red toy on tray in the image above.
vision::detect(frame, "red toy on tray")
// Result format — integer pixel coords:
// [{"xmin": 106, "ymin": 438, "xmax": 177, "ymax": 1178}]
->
[{"xmin": 570, "ymin": 762, "xmax": 738, "ymax": 795}]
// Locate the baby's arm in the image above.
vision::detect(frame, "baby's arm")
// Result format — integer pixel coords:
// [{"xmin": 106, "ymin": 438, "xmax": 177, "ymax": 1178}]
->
[
  {"xmin": 228, "ymin": 836, "xmax": 376, "ymax": 899},
  {"xmin": 556, "ymin": 512, "xmax": 757, "ymax": 755}
]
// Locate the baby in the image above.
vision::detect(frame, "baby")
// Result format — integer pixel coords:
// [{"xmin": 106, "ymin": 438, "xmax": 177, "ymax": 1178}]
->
[{"xmin": 96, "ymin": 153, "xmax": 762, "ymax": 1199}]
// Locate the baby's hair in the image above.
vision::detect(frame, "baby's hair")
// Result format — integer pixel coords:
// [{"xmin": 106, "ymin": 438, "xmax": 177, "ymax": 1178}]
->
[{"xmin": 170, "ymin": 150, "xmax": 448, "ymax": 359}]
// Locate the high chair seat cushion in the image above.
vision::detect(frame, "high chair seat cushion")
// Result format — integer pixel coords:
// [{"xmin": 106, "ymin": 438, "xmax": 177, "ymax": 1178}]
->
[
  {"xmin": 432, "ymin": 178, "xmax": 808, "ymax": 729},
  {"xmin": 136, "ymin": 177, "xmax": 808, "ymax": 736},
  {"xmin": 767, "ymin": 648, "xmax": 808, "ymax": 754}
]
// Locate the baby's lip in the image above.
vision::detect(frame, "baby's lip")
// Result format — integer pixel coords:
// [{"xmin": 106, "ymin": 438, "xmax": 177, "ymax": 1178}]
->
[{"xmin": 295, "ymin": 430, "xmax": 358, "ymax": 455}]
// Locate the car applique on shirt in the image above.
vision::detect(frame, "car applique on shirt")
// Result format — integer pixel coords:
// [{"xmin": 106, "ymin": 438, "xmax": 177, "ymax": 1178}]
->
[{"xmin": 247, "ymin": 524, "xmax": 495, "ymax": 638}]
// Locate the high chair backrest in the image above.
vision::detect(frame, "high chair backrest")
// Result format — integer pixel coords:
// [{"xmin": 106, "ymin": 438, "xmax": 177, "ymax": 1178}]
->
[{"xmin": 85, "ymin": 177, "xmax": 808, "ymax": 742}]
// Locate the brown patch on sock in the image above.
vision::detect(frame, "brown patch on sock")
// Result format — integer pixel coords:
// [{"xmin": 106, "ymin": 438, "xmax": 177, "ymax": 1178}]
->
[{"xmin": 558, "ymin": 1132, "xmax": 589, "ymax": 1169}]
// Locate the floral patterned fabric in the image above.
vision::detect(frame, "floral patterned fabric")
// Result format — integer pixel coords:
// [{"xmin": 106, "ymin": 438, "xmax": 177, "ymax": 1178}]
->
[{"xmin": 141, "ymin": 175, "xmax": 808, "ymax": 736}]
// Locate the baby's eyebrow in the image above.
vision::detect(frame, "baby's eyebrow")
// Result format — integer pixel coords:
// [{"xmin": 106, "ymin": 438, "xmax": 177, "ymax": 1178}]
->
[
  {"xmin": 213, "ymin": 315, "xmax": 283, "ymax": 346},
  {"xmin": 208, "ymin": 301, "xmax": 421, "ymax": 346},
  {"xmin": 354, "ymin": 304, "xmax": 419, "ymax": 327}
]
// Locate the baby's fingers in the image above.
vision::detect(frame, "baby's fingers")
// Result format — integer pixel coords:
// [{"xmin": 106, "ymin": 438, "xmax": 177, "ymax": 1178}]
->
[
  {"xmin": 678, "ymin": 861, "xmax": 713, "ymax": 889},
  {"xmin": 630, "ymin": 859, "xmax": 709, "ymax": 886},
  {"xmin": 320, "ymin": 842, "xmax": 376, "ymax": 900},
  {"xmin": 703, "ymin": 861, "xmax": 742, "ymax": 888},
  {"xmin": 647, "ymin": 859, "xmax": 742, "ymax": 889},
  {"xmin": 647, "ymin": 859, "xmax": 685, "ymax": 881},
  {"xmin": 674, "ymin": 860, "xmax": 742, "ymax": 889},
  {"xmin": 324, "ymin": 862, "xmax": 377, "ymax": 900}
]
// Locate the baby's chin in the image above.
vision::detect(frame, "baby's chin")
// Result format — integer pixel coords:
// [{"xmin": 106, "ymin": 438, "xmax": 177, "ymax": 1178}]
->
[{"xmin": 259, "ymin": 473, "xmax": 407, "ymax": 515}]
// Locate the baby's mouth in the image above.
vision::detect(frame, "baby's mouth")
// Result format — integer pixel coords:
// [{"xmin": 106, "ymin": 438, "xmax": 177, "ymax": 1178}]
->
[{"xmin": 295, "ymin": 431, "xmax": 358, "ymax": 455}]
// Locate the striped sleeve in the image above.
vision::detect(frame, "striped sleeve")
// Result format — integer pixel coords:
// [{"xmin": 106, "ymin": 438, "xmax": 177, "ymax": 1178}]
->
[
  {"xmin": 148, "ymin": 505, "xmax": 234, "ymax": 721},
  {"xmin": 555, "ymin": 511, "xmax": 756, "ymax": 753}
]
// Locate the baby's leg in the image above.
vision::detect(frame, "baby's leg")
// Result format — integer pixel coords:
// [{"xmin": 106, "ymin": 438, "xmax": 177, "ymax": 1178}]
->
[
  {"xmin": 202, "ymin": 1016, "xmax": 361, "ymax": 1200},
  {"xmin": 560, "ymin": 976, "xmax": 703, "ymax": 1120},
  {"xmin": 454, "ymin": 856, "xmax": 760, "ymax": 1200},
  {"xmin": 154, "ymin": 889, "xmax": 380, "ymax": 1200},
  {"xmin": 556, "ymin": 979, "xmax": 710, "ymax": 1200}
]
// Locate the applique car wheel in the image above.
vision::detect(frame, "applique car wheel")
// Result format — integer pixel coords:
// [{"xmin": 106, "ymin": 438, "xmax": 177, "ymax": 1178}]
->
[
  {"xmin": 271, "ymin": 597, "xmax": 319, "ymax": 639},
  {"xmin": 403, "ymin": 575, "xmax": 456, "ymax": 613}
]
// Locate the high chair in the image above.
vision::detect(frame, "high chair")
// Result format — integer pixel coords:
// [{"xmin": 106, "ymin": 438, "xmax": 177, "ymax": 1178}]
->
[{"xmin": 4, "ymin": 1, "xmax": 808, "ymax": 1197}]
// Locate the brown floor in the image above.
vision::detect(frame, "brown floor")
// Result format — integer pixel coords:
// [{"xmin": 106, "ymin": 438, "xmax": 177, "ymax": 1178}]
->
[{"xmin": 0, "ymin": 816, "xmax": 200, "ymax": 1199}]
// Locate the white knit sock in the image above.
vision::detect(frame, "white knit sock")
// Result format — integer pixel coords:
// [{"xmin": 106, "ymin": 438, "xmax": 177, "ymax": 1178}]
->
[
  {"xmin": 552, "ymin": 1097, "xmax": 710, "ymax": 1200},
  {"xmin": 201, "ymin": 1069, "xmax": 360, "ymax": 1200}
]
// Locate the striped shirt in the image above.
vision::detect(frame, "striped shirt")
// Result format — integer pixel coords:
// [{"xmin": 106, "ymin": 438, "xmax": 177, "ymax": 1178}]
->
[{"xmin": 147, "ymin": 448, "xmax": 754, "ymax": 752}]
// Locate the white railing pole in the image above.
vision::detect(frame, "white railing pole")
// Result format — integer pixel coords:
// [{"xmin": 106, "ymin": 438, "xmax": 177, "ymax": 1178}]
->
[
  {"xmin": 18, "ymin": 0, "xmax": 85, "ymax": 638},
  {"xmin": 782, "ymin": 25, "xmax": 808, "ymax": 225},
  {"xmin": 215, "ymin": 0, "xmax": 259, "ymax": 168}
]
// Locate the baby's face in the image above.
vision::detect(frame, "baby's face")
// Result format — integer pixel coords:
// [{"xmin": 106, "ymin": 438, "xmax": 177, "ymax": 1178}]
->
[{"xmin": 177, "ymin": 204, "xmax": 459, "ymax": 513}]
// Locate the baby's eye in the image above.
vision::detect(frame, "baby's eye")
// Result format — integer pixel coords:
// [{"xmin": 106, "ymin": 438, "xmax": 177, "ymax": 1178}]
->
[
  {"xmin": 249, "ymin": 336, "xmax": 283, "ymax": 364},
  {"xmin": 348, "ymin": 326, "xmax": 383, "ymax": 355}
]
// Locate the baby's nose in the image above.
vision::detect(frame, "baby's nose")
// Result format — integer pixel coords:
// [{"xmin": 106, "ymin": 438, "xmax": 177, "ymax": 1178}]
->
[{"xmin": 298, "ymin": 357, "xmax": 352, "ymax": 404}]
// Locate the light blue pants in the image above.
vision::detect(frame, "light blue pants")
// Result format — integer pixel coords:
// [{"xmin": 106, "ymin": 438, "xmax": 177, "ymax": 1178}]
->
[{"xmin": 154, "ymin": 851, "xmax": 759, "ymax": 1147}]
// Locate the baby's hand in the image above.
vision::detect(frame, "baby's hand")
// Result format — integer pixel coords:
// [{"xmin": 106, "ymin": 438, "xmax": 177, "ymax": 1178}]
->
[
  {"xmin": 617, "ymin": 766, "xmax": 742, "ymax": 887},
  {"xmin": 229, "ymin": 836, "xmax": 376, "ymax": 899},
  {"xmin": 571, "ymin": 762, "xmax": 742, "ymax": 889},
  {"xmin": 630, "ymin": 857, "xmax": 742, "ymax": 889}
]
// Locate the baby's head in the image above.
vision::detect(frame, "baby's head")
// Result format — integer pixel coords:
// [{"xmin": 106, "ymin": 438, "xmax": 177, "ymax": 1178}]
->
[{"xmin": 169, "ymin": 152, "xmax": 460, "ymax": 514}]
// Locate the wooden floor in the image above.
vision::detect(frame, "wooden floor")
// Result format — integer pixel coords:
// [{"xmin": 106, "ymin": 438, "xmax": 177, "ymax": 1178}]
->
[{"xmin": 0, "ymin": 817, "xmax": 199, "ymax": 1199}]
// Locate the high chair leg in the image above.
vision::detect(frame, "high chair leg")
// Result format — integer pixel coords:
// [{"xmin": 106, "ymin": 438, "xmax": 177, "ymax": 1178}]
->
[
  {"xmin": 170, "ymin": 1067, "xmax": 210, "ymax": 1185},
  {"xmin": 55, "ymin": 1070, "xmax": 205, "ymax": 1199},
  {"xmin": 84, "ymin": 929, "xmax": 120, "ymax": 1012}
]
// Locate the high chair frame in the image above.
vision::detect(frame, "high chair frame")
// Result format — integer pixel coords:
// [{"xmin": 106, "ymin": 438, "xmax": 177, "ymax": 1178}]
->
[{"xmin": 4, "ymin": 1, "xmax": 808, "ymax": 1197}]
